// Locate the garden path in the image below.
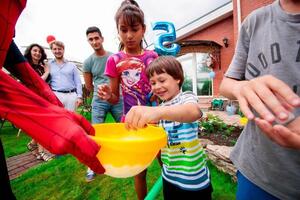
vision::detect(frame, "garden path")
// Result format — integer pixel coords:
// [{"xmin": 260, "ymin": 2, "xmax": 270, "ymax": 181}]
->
[{"xmin": 7, "ymin": 152, "xmax": 43, "ymax": 180}]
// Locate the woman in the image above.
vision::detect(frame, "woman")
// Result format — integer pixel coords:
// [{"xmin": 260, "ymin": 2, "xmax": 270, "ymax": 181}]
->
[{"xmin": 24, "ymin": 43, "xmax": 54, "ymax": 161}]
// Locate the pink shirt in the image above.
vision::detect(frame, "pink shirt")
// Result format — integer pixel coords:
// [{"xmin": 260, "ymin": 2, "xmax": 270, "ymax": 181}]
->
[{"xmin": 105, "ymin": 50, "xmax": 158, "ymax": 116}]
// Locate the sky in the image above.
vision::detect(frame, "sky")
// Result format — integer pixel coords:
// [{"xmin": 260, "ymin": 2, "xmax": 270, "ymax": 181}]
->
[{"xmin": 15, "ymin": 0, "xmax": 229, "ymax": 63}]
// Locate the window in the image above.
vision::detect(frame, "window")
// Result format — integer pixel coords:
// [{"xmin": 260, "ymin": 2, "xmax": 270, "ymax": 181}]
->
[{"xmin": 177, "ymin": 53, "xmax": 213, "ymax": 97}]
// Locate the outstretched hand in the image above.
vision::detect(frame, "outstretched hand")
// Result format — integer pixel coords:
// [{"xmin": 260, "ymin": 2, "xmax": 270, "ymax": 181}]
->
[{"xmin": 255, "ymin": 116, "xmax": 300, "ymax": 149}]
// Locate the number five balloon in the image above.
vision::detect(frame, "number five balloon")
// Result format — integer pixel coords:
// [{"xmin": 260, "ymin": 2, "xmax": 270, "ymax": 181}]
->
[{"xmin": 152, "ymin": 21, "xmax": 180, "ymax": 56}]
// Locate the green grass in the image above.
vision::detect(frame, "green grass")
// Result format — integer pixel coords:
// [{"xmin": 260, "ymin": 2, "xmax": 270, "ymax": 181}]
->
[
  {"xmin": 10, "ymin": 155, "xmax": 236, "ymax": 199},
  {"xmin": 2, "ymin": 113, "xmax": 237, "ymax": 199},
  {"xmin": 11, "ymin": 155, "xmax": 163, "ymax": 200},
  {"xmin": 0, "ymin": 121, "xmax": 31, "ymax": 158}
]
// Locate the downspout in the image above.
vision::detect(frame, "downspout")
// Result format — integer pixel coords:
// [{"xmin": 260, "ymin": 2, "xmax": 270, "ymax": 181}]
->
[{"xmin": 237, "ymin": 0, "xmax": 242, "ymax": 32}]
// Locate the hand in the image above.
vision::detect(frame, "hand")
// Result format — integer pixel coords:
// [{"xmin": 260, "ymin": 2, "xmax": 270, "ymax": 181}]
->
[
  {"xmin": 40, "ymin": 108, "xmax": 105, "ymax": 174},
  {"xmin": 97, "ymin": 84, "xmax": 112, "ymax": 100},
  {"xmin": 76, "ymin": 98, "xmax": 83, "ymax": 108},
  {"xmin": 125, "ymin": 106, "xmax": 160, "ymax": 130},
  {"xmin": 255, "ymin": 116, "xmax": 300, "ymax": 149},
  {"xmin": 41, "ymin": 64, "xmax": 50, "ymax": 81},
  {"xmin": 233, "ymin": 75, "xmax": 300, "ymax": 123}
]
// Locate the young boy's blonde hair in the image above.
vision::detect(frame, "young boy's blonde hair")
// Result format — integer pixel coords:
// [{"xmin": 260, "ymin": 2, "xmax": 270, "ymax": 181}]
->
[{"xmin": 146, "ymin": 56, "xmax": 184, "ymax": 88}]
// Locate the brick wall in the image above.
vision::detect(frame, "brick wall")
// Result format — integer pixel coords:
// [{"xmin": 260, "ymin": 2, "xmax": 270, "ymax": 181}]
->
[
  {"xmin": 177, "ymin": 0, "xmax": 275, "ymax": 96},
  {"xmin": 179, "ymin": 16, "xmax": 234, "ymax": 95}
]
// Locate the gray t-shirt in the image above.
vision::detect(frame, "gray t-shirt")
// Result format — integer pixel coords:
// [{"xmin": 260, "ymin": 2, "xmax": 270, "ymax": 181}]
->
[
  {"xmin": 225, "ymin": 1, "xmax": 300, "ymax": 199},
  {"xmin": 83, "ymin": 52, "xmax": 112, "ymax": 97}
]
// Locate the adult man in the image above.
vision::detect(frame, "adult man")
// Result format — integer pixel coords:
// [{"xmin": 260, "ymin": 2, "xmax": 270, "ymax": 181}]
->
[
  {"xmin": 49, "ymin": 41, "xmax": 83, "ymax": 111},
  {"xmin": 83, "ymin": 26, "xmax": 123, "ymax": 181}
]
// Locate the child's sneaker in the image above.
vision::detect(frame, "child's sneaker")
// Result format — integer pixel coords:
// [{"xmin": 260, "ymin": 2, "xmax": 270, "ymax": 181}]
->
[{"xmin": 85, "ymin": 169, "xmax": 96, "ymax": 182}]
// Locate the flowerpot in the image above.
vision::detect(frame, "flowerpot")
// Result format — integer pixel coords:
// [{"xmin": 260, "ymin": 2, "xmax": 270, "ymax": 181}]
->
[{"xmin": 226, "ymin": 104, "xmax": 237, "ymax": 115}]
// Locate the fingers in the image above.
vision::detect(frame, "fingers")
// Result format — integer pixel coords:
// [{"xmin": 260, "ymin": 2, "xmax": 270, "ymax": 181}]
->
[
  {"xmin": 255, "ymin": 118, "xmax": 300, "ymax": 149},
  {"xmin": 125, "ymin": 106, "xmax": 149, "ymax": 130},
  {"xmin": 237, "ymin": 75, "xmax": 300, "ymax": 123},
  {"xmin": 266, "ymin": 77, "xmax": 300, "ymax": 107},
  {"xmin": 97, "ymin": 84, "xmax": 111, "ymax": 100}
]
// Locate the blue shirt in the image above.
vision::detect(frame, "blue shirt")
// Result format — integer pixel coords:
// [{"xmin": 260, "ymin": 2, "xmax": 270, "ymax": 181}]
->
[{"xmin": 49, "ymin": 59, "xmax": 82, "ymax": 98}]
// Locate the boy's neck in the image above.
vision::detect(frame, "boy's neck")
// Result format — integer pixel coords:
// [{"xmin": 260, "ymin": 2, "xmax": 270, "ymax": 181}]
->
[{"xmin": 280, "ymin": 0, "xmax": 300, "ymax": 14}]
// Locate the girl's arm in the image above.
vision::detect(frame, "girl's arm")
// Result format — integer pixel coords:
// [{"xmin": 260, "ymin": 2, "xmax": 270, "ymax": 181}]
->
[
  {"xmin": 40, "ymin": 63, "xmax": 50, "ymax": 81},
  {"xmin": 98, "ymin": 77, "xmax": 120, "ymax": 104},
  {"xmin": 125, "ymin": 103, "xmax": 202, "ymax": 129}
]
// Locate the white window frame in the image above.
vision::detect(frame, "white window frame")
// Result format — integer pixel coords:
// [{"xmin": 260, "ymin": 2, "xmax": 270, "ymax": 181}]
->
[{"xmin": 177, "ymin": 52, "xmax": 214, "ymax": 97}]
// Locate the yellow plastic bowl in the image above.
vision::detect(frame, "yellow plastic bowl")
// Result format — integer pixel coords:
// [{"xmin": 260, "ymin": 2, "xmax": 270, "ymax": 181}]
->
[{"xmin": 91, "ymin": 123, "xmax": 167, "ymax": 178}]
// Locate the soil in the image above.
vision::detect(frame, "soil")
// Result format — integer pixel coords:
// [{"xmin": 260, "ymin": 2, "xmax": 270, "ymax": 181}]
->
[{"xmin": 199, "ymin": 127, "xmax": 242, "ymax": 146}]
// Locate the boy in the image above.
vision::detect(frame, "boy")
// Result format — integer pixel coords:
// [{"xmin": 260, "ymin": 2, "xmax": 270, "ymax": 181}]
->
[{"xmin": 219, "ymin": 0, "xmax": 300, "ymax": 199}]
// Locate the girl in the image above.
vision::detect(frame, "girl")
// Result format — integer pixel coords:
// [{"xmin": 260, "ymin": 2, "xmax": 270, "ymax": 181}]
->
[
  {"xmin": 24, "ymin": 44, "xmax": 54, "ymax": 162},
  {"xmin": 97, "ymin": 1, "xmax": 158, "ymax": 199},
  {"xmin": 125, "ymin": 56, "xmax": 213, "ymax": 200}
]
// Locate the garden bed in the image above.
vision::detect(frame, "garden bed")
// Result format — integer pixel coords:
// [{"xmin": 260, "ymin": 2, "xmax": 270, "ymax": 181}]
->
[{"xmin": 199, "ymin": 114, "xmax": 243, "ymax": 146}]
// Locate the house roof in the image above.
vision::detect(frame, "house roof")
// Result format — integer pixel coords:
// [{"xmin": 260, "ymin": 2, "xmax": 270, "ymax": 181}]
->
[{"xmin": 176, "ymin": 1, "xmax": 233, "ymax": 41}]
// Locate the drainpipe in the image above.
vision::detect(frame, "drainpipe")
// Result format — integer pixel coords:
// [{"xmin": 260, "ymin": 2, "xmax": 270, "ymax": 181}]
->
[{"xmin": 237, "ymin": 0, "xmax": 242, "ymax": 32}]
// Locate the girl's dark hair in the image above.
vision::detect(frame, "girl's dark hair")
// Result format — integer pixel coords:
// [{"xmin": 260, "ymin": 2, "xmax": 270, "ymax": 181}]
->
[
  {"xmin": 24, "ymin": 43, "xmax": 47, "ymax": 65},
  {"xmin": 115, "ymin": 0, "xmax": 145, "ymax": 51},
  {"xmin": 146, "ymin": 56, "xmax": 184, "ymax": 88}
]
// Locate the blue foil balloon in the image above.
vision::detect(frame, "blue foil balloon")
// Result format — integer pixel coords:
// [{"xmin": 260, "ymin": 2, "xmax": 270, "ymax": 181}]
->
[
  {"xmin": 209, "ymin": 71, "xmax": 216, "ymax": 79},
  {"xmin": 152, "ymin": 21, "xmax": 180, "ymax": 56}
]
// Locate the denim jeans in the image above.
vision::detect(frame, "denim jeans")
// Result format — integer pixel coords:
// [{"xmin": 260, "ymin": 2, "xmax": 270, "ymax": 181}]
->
[{"xmin": 91, "ymin": 96, "xmax": 123, "ymax": 124}]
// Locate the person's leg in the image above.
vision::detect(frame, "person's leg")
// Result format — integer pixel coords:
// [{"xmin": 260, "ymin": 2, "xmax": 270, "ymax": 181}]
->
[
  {"xmin": 110, "ymin": 97, "xmax": 123, "ymax": 122},
  {"xmin": 134, "ymin": 169, "xmax": 147, "ymax": 200},
  {"xmin": 91, "ymin": 98, "xmax": 109, "ymax": 124},
  {"xmin": 64, "ymin": 92, "xmax": 77, "ymax": 111},
  {"xmin": 236, "ymin": 171, "xmax": 280, "ymax": 200},
  {"xmin": 0, "ymin": 139, "xmax": 16, "ymax": 200},
  {"xmin": 85, "ymin": 98, "xmax": 109, "ymax": 182}
]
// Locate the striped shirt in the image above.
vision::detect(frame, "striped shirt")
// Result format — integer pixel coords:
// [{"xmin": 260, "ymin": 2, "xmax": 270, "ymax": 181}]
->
[{"xmin": 160, "ymin": 91, "xmax": 210, "ymax": 191}]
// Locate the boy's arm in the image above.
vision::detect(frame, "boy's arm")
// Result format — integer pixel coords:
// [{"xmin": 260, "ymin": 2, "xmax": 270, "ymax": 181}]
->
[
  {"xmin": 125, "ymin": 103, "xmax": 202, "ymax": 129},
  {"xmin": 220, "ymin": 75, "xmax": 300, "ymax": 123}
]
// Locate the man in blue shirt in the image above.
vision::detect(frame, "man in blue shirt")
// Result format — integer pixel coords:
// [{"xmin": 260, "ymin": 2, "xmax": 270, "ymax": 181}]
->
[{"xmin": 49, "ymin": 40, "xmax": 83, "ymax": 111}]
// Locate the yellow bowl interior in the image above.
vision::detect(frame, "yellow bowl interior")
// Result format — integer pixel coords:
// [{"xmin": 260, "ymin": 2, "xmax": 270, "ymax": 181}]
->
[{"xmin": 91, "ymin": 123, "xmax": 167, "ymax": 178}]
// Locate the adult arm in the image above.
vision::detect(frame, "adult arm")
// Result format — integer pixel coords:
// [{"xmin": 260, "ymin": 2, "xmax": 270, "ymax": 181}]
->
[{"xmin": 83, "ymin": 72, "xmax": 93, "ymax": 93}]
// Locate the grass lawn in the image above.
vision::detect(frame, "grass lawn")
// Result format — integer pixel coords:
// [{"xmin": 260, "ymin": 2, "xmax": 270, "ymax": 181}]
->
[
  {"xmin": 0, "ymin": 121, "xmax": 31, "ymax": 158},
  {"xmin": 2, "ymin": 112, "xmax": 237, "ymax": 199}
]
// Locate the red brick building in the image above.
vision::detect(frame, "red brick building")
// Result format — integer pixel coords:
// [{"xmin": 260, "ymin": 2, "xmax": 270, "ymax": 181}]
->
[{"xmin": 176, "ymin": 0, "xmax": 274, "ymax": 98}]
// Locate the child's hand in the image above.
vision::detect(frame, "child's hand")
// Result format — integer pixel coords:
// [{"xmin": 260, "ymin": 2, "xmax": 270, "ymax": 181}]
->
[
  {"xmin": 233, "ymin": 75, "xmax": 300, "ymax": 123},
  {"xmin": 125, "ymin": 106, "xmax": 160, "ymax": 130},
  {"xmin": 97, "ymin": 84, "xmax": 112, "ymax": 100},
  {"xmin": 255, "ymin": 116, "xmax": 300, "ymax": 149}
]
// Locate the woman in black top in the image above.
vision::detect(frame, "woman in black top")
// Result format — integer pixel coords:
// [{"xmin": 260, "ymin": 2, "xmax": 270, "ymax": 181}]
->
[{"xmin": 23, "ymin": 44, "xmax": 53, "ymax": 161}]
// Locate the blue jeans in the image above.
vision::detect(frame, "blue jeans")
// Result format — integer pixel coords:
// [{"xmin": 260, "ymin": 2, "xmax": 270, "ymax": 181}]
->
[
  {"xmin": 91, "ymin": 96, "xmax": 123, "ymax": 124},
  {"xmin": 236, "ymin": 171, "xmax": 279, "ymax": 200}
]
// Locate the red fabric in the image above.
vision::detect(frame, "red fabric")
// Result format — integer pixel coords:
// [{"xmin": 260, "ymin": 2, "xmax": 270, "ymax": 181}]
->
[{"xmin": 0, "ymin": 0, "xmax": 104, "ymax": 173}]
